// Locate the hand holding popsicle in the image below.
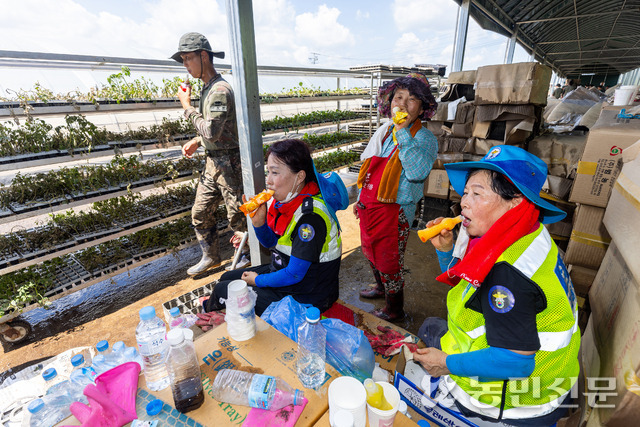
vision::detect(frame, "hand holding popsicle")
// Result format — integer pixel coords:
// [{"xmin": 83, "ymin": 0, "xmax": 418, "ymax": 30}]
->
[
  {"xmin": 418, "ymin": 216, "xmax": 463, "ymax": 243},
  {"xmin": 239, "ymin": 189, "xmax": 274, "ymax": 217}
]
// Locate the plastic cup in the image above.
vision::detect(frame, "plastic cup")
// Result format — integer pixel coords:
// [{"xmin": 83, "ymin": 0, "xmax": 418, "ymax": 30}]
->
[
  {"xmin": 614, "ymin": 85, "xmax": 638, "ymax": 106},
  {"xmin": 328, "ymin": 377, "xmax": 367, "ymax": 427},
  {"xmin": 366, "ymin": 381, "xmax": 400, "ymax": 427},
  {"xmin": 226, "ymin": 280, "xmax": 256, "ymax": 341}
]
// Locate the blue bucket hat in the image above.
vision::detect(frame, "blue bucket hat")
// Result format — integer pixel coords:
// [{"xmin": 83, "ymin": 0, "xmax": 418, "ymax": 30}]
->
[{"xmin": 444, "ymin": 145, "xmax": 566, "ymax": 224}]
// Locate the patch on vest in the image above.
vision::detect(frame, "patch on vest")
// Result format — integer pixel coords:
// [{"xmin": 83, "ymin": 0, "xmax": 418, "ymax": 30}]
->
[
  {"xmin": 210, "ymin": 101, "xmax": 227, "ymax": 112},
  {"xmin": 488, "ymin": 285, "xmax": 515, "ymax": 313},
  {"xmin": 298, "ymin": 224, "xmax": 315, "ymax": 242}
]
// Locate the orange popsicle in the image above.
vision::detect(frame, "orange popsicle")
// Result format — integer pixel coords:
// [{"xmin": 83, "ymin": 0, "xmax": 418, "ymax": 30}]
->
[
  {"xmin": 239, "ymin": 189, "xmax": 274, "ymax": 217},
  {"xmin": 392, "ymin": 107, "xmax": 408, "ymax": 125},
  {"xmin": 418, "ymin": 216, "xmax": 463, "ymax": 242}
]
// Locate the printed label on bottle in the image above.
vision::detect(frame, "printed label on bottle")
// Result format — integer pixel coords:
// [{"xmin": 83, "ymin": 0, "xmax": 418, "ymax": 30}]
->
[
  {"xmin": 247, "ymin": 374, "xmax": 276, "ymax": 409},
  {"xmin": 137, "ymin": 337, "xmax": 166, "ymax": 356}
]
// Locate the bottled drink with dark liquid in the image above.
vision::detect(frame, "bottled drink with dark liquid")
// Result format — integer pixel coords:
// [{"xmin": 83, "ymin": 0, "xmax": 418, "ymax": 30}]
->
[{"xmin": 166, "ymin": 328, "xmax": 204, "ymax": 413}]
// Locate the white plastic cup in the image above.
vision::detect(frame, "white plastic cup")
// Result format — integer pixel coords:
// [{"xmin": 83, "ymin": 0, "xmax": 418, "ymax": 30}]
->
[
  {"xmin": 328, "ymin": 377, "xmax": 367, "ymax": 427},
  {"xmin": 366, "ymin": 381, "xmax": 400, "ymax": 427},
  {"xmin": 226, "ymin": 280, "xmax": 256, "ymax": 341},
  {"xmin": 614, "ymin": 85, "xmax": 639, "ymax": 106}
]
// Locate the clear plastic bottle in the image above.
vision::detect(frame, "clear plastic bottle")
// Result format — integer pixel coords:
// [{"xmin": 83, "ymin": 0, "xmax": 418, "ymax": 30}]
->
[
  {"xmin": 91, "ymin": 354, "xmax": 116, "ymax": 375},
  {"xmin": 123, "ymin": 347, "xmax": 145, "ymax": 372},
  {"xmin": 211, "ymin": 369, "xmax": 304, "ymax": 411},
  {"xmin": 26, "ymin": 398, "xmax": 67, "ymax": 427},
  {"xmin": 96, "ymin": 340, "xmax": 111, "ymax": 356},
  {"xmin": 169, "ymin": 307, "xmax": 185, "ymax": 329},
  {"xmin": 69, "ymin": 354, "xmax": 96, "ymax": 399},
  {"xmin": 166, "ymin": 328, "xmax": 204, "ymax": 413},
  {"xmin": 296, "ymin": 307, "xmax": 326, "ymax": 389},
  {"xmin": 136, "ymin": 306, "xmax": 170, "ymax": 391},
  {"xmin": 111, "ymin": 341, "xmax": 127, "ymax": 365},
  {"xmin": 43, "ymin": 367, "xmax": 82, "ymax": 404}
]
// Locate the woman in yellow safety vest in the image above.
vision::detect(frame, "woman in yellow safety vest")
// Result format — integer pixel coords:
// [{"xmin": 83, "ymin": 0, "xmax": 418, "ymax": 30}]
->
[{"xmin": 415, "ymin": 145, "xmax": 580, "ymax": 426}]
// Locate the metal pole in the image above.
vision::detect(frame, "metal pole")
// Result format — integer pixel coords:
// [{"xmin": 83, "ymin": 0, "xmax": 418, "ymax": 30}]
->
[
  {"xmin": 451, "ymin": 0, "xmax": 470, "ymax": 72},
  {"xmin": 336, "ymin": 77, "xmax": 341, "ymax": 111},
  {"xmin": 504, "ymin": 27, "xmax": 517, "ymax": 64},
  {"xmin": 225, "ymin": 0, "xmax": 269, "ymax": 266},
  {"xmin": 369, "ymin": 72, "xmax": 374, "ymax": 138}
]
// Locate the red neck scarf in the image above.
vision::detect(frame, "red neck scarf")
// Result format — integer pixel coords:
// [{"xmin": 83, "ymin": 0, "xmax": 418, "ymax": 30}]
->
[
  {"xmin": 436, "ymin": 198, "xmax": 540, "ymax": 287},
  {"xmin": 267, "ymin": 181, "xmax": 320, "ymax": 236}
]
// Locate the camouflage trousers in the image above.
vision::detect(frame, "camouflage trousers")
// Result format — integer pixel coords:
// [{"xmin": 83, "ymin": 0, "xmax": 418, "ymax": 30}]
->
[{"xmin": 192, "ymin": 151, "xmax": 247, "ymax": 233}]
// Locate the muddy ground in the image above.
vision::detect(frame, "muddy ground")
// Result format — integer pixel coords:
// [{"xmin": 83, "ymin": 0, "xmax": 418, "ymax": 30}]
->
[{"xmin": 1, "ymin": 202, "xmax": 449, "ymax": 375}]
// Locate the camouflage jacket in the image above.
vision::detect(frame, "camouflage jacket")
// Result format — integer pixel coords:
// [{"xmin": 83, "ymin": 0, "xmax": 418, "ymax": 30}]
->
[{"xmin": 184, "ymin": 74, "xmax": 239, "ymax": 152}]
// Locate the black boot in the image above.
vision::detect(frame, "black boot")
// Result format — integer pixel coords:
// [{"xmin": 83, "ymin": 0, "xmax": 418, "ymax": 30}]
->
[
  {"xmin": 359, "ymin": 270, "xmax": 385, "ymax": 299},
  {"xmin": 187, "ymin": 228, "xmax": 221, "ymax": 276},
  {"xmin": 372, "ymin": 289, "xmax": 405, "ymax": 322}
]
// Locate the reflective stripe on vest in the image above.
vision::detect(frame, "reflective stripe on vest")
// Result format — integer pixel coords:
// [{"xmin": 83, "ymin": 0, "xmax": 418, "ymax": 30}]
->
[
  {"xmin": 441, "ymin": 375, "xmax": 574, "ymax": 420},
  {"xmin": 274, "ymin": 196, "xmax": 341, "ymax": 262}
]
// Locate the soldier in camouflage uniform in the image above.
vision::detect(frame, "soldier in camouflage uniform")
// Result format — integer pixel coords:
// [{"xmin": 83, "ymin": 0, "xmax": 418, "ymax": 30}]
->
[{"xmin": 172, "ymin": 32, "xmax": 247, "ymax": 276}]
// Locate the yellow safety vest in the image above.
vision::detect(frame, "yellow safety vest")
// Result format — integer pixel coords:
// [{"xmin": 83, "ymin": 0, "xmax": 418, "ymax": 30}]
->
[
  {"xmin": 274, "ymin": 196, "xmax": 341, "ymax": 263},
  {"xmin": 440, "ymin": 225, "xmax": 580, "ymax": 420}
]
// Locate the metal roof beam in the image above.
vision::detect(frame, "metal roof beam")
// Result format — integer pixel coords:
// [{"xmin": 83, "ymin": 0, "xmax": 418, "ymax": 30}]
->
[
  {"xmin": 547, "ymin": 46, "xmax": 640, "ymax": 55},
  {"xmin": 516, "ymin": 8, "xmax": 640, "ymax": 25},
  {"xmin": 538, "ymin": 34, "xmax": 640, "ymax": 45}
]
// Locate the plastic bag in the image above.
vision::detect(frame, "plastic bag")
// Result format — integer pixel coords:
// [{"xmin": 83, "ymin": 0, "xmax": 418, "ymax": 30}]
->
[
  {"xmin": 322, "ymin": 318, "xmax": 375, "ymax": 382},
  {"xmin": 262, "ymin": 296, "xmax": 375, "ymax": 382}
]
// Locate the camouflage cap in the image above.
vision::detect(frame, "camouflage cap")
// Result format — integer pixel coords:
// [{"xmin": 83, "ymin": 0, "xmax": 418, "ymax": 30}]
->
[{"xmin": 171, "ymin": 32, "xmax": 225, "ymax": 63}]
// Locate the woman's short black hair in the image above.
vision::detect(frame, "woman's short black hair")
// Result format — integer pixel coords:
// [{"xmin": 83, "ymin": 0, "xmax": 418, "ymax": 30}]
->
[
  {"xmin": 467, "ymin": 169, "xmax": 522, "ymax": 200},
  {"xmin": 266, "ymin": 139, "xmax": 317, "ymax": 184}
]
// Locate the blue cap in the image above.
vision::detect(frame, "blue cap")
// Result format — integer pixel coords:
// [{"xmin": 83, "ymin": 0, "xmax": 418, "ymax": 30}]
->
[
  {"xmin": 444, "ymin": 145, "xmax": 566, "ymax": 224},
  {"xmin": 139, "ymin": 306, "xmax": 156, "ymax": 321},
  {"xmin": 71, "ymin": 354, "xmax": 85, "ymax": 367},
  {"xmin": 96, "ymin": 340, "xmax": 109, "ymax": 352},
  {"xmin": 146, "ymin": 399, "xmax": 164, "ymax": 416},
  {"xmin": 28, "ymin": 399, "xmax": 44, "ymax": 413},
  {"xmin": 170, "ymin": 307, "xmax": 180, "ymax": 317},
  {"xmin": 306, "ymin": 307, "xmax": 320, "ymax": 322},
  {"xmin": 42, "ymin": 368, "xmax": 57, "ymax": 381}
]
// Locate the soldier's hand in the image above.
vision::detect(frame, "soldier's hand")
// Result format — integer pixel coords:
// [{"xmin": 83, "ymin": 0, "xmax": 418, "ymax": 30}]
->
[
  {"xmin": 177, "ymin": 84, "xmax": 192, "ymax": 108},
  {"xmin": 182, "ymin": 137, "xmax": 200, "ymax": 158}
]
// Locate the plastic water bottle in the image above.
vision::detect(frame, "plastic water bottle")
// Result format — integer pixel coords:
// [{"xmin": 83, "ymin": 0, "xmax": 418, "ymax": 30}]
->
[
  {"xmin": 166, "ymin": 328, "xmax": 204, "ymax": 413},
  {"xmin": 211, "ymin": 369, "xmax": 304, "ymax": 411},
  {"xmin": 296, "ymin": 307, "xmax": 326, "ymax": 389},
  {"xmin": 69, "ymin": 354, "xmax": 96, "ymax": 396},
  {"xmin": 43, "ymin": 368, "xmax": 82, "ymax": 404},
  {"xmin": 169, "ymin": 307, "xmax": 185, "ymax": 329},
  {"xmin": 136, "ymin": 306, "xmax": 170, "ymax": 391},
  {"xmin": 91, "ymin": 354, "xmax": 116, "ymax": 375},
  {"xmin": 123, "ymin": 347, "xmax": 145, "ymax": 372},
  {"xmin": 111, "ymin": 341, "xmax": 127, "ymax": 365},
  {"xmin": 96, "ymin": 339, "xmax": 111, "ymax": 356},
  {"xmin": 26, "ymin": 398, "xmax": 67, "ymax": 427}
]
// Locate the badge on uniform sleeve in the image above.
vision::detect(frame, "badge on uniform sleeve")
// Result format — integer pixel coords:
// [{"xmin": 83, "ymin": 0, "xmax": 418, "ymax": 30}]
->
[
  {"xmin": 298, "ymin": 224, "xmax": 315, "ymax": 242},
  {"xmin": 210, "ymin": 101, "xmax": 227, "ymax": 112},
  {"xmin": 488, "ymin": 285, "xmax": 515, "ymax": 313}
]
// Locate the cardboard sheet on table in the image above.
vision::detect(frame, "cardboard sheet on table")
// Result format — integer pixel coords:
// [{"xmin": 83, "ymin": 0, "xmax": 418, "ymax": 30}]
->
[{"xmin": 137, "ymin": 316, "xmax": 338, "ymax": 427}]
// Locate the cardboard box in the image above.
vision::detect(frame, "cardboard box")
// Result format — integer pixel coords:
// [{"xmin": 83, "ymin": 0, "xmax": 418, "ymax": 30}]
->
[
  {"xmin": 451, "ymin": 122, "xmax": 473, "ymax": 138},
  {"xmin": 424, "ymin": 170, "xmax": 450, "ymax": 199},
  {"xmin": 564, "ymin": 204, "xmax": 611, "ymax": 269},
  {"xmin": 139, "ymin": 317, "xmax": 338, "ymax": 426},
  {"xmin": 529, "ymin": 134, "xmax": 588, "ymax": 178},
  {"xmin": 603, "ymin": 139, "xmax": 640, "ymax": 284},
  {"xmin": 426, "ymin": 120, "xmax": 446, "ymax": 137},
  {"xmin": 447, "ymin": 70, "xmax": 477, "ymax": 85},
  {"xmin": 543, "ymin": 175, "xmax": 575, "ymax": 200},
  {"xmin": 454, "ymin": 102, "xmax": 476, "ymax": 124},
  {"xmin": 588, "ymin": 242, "xmax": 640, "ymax": 426},
  {"xmin": 569, "ymin": 106, "xmax": 640, "ymax": 207},
  {"xmin": 475, "ymin": 62, "xmax": 552, "ymax": 105},
  {"xmin": 568, "ymin": 264, "xmax": 598, "ymax": 297}
]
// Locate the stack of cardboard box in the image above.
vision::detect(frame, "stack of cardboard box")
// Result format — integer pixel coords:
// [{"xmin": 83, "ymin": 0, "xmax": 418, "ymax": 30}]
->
[
  {"xmin": 563, "ymin": 106, "xmax": 640, "ymax": 296},
  {"xmin": 470, "ymin": 62, "xmax": 551, "ymax": 155},
  {"xmin": 579, "ymin": 140, "xmax": 640, "ymax": 426}
]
